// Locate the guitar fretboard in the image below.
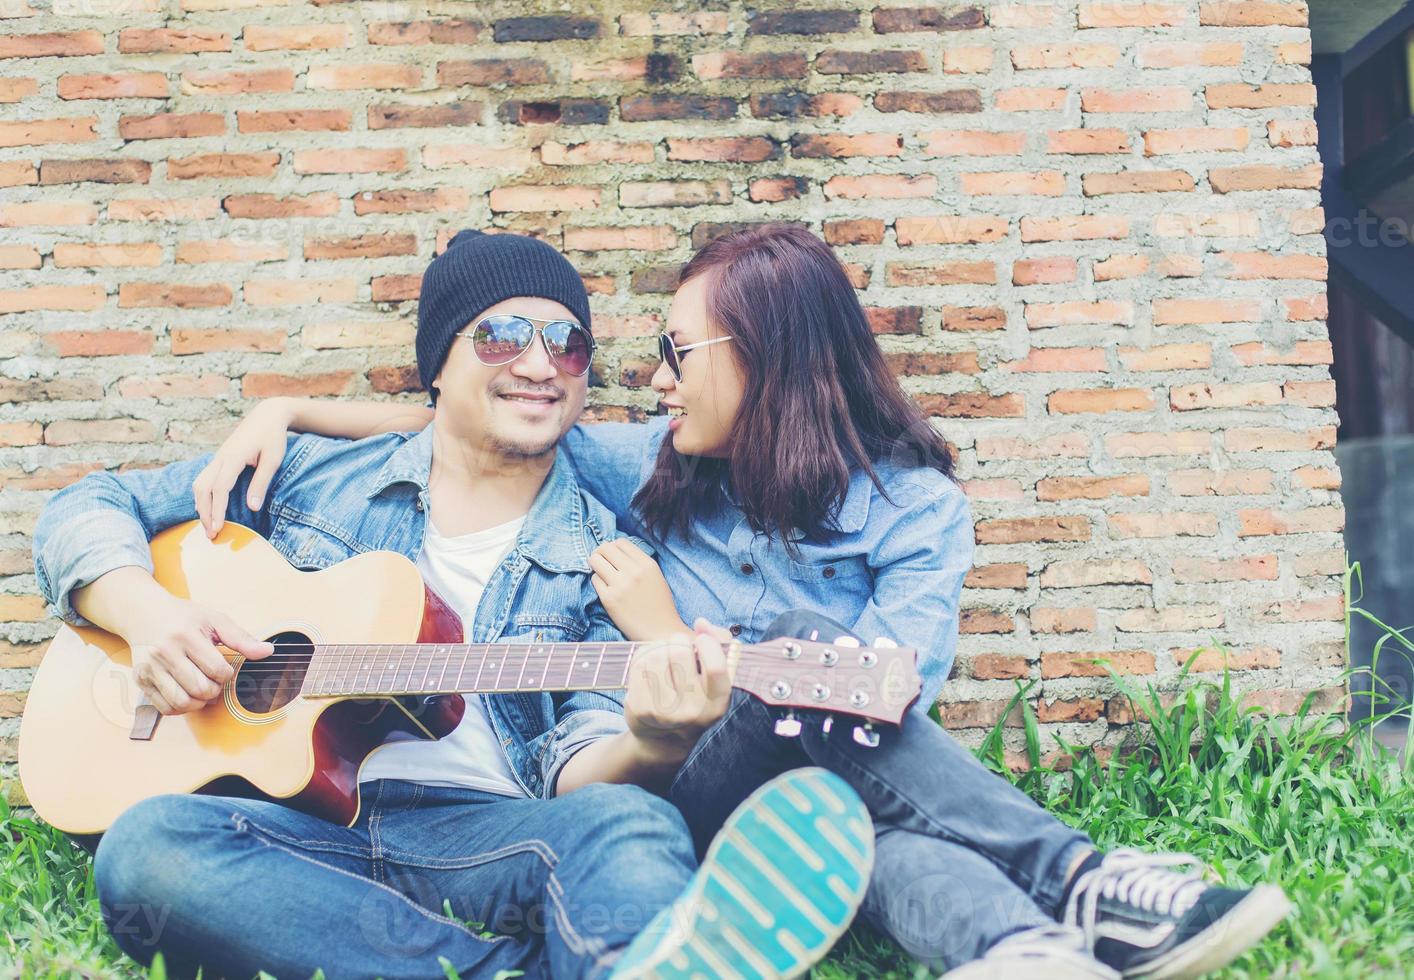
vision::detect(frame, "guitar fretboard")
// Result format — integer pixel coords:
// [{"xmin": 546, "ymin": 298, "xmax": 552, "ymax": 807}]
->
[{"xmin": 301, "ymin": 642, "xmax": 643, "ymax": 698}]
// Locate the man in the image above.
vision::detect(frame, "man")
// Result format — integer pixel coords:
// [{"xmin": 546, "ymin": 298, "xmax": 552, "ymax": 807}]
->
[{"xmin": 30, "ymin": 231, "xmax": 874, "ymax": 979}]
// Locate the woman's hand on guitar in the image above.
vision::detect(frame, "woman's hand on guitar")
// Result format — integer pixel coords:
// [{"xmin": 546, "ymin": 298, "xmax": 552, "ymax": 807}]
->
[
  {"xmin": 589, "ymin": 539, "xmax": 689, "ymax": 641},
  {"xmin": 124, "ymin": 595, "xmax": 274, "ymax": 714},
  {"xmin": 193, "ymin": 396, "xmax": 296, "ymax": 539},
  {"xmin": 623, "ymin": 619, "xmax": 733, "ymax": 766}
]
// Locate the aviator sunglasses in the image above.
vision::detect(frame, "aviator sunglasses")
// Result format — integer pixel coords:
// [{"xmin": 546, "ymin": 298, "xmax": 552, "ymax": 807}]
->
[
  {"xmin": 659, "ymin": 333, "xmax": 733, "ymax": 382},
  {"xmin": 457, "ymin": 313, "xmax": 596, "ymax": 377}
]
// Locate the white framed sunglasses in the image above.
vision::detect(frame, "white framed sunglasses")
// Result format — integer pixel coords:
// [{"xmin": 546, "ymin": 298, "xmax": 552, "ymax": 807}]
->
[{"xmin": 659, "ymin": 333, "xmax": 733, "ymax": 382}]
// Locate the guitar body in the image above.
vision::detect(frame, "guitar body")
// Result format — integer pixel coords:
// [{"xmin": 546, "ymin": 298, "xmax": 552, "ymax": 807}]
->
[{"xmin": 18, "ymin": 522, "xmax": 466, "ymax": 835}]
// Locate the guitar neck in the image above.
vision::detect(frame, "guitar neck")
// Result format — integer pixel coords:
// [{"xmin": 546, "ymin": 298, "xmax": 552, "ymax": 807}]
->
[{"xmin": 302, "ymin": 641, "xmax": 644, "ymax": 698}]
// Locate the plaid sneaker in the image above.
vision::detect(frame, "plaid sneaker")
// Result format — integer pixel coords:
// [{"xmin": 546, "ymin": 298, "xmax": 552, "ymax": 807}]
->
[
  {"xmin": 612, "ymin": 767, "xmax": 874, "ymax": 980},
  {"xmin": 1064, "ymin": 850, "xmax": 1291, "ymax": 979}
]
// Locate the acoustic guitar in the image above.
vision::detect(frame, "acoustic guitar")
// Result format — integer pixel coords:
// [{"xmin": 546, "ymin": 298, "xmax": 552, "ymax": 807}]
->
[{"xmin": 18, "ymin": 521, "xmax": 920, "ymax": 834}]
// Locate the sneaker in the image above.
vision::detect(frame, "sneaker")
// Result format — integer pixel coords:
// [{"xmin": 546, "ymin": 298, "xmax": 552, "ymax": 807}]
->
[
  {"xmin": 611, "ymin": 767, "xmax": 874, "ymax": 979},
  {"xmin": 1064, "ymin": 850, "xmax": 1292, "ymax": 979},
  {"xmin": 941, "ymin": 924, "xmax": 1119, "ymax": 979}
]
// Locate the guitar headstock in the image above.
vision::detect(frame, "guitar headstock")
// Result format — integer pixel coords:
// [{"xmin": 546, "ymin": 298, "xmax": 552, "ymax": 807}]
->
[{"xmin": 732, "ymin": 636, "xmax": 921, "ymax": 727}]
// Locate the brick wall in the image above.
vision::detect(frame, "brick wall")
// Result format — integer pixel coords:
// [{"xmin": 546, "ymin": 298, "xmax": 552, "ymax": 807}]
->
[{"xmin": 0, "ymin": 0, "xmax": 1345, "ymax": 775}]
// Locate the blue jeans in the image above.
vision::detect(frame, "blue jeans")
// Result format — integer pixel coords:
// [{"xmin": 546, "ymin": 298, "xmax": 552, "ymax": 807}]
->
[
  {"xmin": 93, "ymin": 779, "xmax": 697, "ymax": 979},
  {"xmin": 669, "ymin": 614, "xmax": 1094, "ymax": 970}
]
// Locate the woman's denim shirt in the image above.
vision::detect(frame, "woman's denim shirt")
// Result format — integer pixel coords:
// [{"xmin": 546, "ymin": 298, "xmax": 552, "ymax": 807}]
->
[
  {"xmin": 32, "ymin": 426, "xmax": 629, "ymax": 799},
  {"xmin": 563, "ymin": 419, "xmax": 974, "ymax": 706}
]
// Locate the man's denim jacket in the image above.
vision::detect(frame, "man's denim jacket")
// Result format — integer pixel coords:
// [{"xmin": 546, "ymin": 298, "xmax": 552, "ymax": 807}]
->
[{"xmin": 32, "ymin": 425, "xmax": 630, "ymax": 799}]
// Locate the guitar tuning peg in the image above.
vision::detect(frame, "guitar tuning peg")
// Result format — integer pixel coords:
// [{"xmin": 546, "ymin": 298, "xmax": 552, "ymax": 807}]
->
[
  {"xmin": 773, "ymin": 711, "xmax": 802, "ymax": 738},
  {"xmin": 853, "ymin": 722, "xmax": 880, "ymax": 748},
  {"xmin": 871, "ymin": 637, "xmax": 899, "ymax": 648},
  {"xmin": 821, "ymin": 715, "xmax": 834, "ymax": 734},
  {"xmin": 832, "ymin": 635, "xmax": 861, "ymax": 648}
]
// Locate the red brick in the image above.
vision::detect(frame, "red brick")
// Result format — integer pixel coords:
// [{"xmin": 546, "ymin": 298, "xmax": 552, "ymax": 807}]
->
[
  {"xmin": 1206, "ymin": 83, "xmax": 1315, "ymax": 109},
  {"xmin": 45, "ymin": 419, "xmax": 158, "ymax": 446},
  {"xmin": 1079, "ymin": 2, "xmax": 1187, "ymax": 26},
  {"xmin": 620, "ymin": 12, "xmax": 729, "ymax": 35},
  {"xmin": 305, "ymin": 234, "xmax": 417, "ymax": 260},
  {"xmin": 367, "ymin": 20, "xmax": 480, "ymax": 46},
  {"xmin": 0, "ymin": 201, "xmax": 98, "ymax": 226},
  {"xmin": 117, "ymin": 374, "xmax": 230, "ymax": 399},
  {"xmin": 824, "ymin": 174, "xmax": 936, "ymax": 200},
  {"xmin": 369, "ymin": 103, "xmax": 484, "ymax": 130},
  {"xmin": 1283, "ymin": 380, "xmax": 1336, "ymax": 407},
  {"xmin": 238, "ymin": 109, "xmax": 351, "ymax": 133},
  {"xmin": 244, "ymin": 278, "xmax": 357, "ymax": 306},
  {"xmin": 959, "ymin": 610, "xmax": 1017, "ymax": 635},
  {"xmin": 423, "ymin": 145, "xmax": 534, "ymax": 170},
  {"xmin": 293, "ymin": 149, "xmax": 406, "ymax": 175},
  {"xmin": 1168, "ymin": 469, "xmax": 1274, "ymax": 496},
  {"xmin": 1170, "ymin": 382, "xmax": 1282, "ymax": 410},
  {"xmin": 942, "ymin": 307, "xmax": 1007, "ymax": 331},
  {"xmin": 0, "ymin": 117, "xmax": 97, "ymax": 147},
  {"xmin": 1081, "ymin": 88, "xmax": 1192, "ymax": 113},
  {"xmin": 995, "ymin": 87, "xmax": 1066, "ymax": 112},
  {"xmin": 1109, "ymin": 512, "xmax": 1218, "ymax": 537},
  {"xmin": 53, "ymin": 242, "xmax": 161, "ymax": 267},
  {"xmin": 571, "ymin": 57, "xmax": 653, "ymax": 81},
  {"xmin": 668, "ymin": 137, "xmax": 778, "ymax": 163},
  {"xmin": 943, "ymin": 46, "xmax": 993, "ymax": 73},
  {"xmin": 748, "ymin": 177, "xmax": 807, "ymax": 202},
  {"xmin": 1012, "ymin": 44, "xmax": 1120, "ymax": 70},
  {"xmin": 1238, "ymin": 507, "xmax": 1343, "ymax": 536},
  {"xmin": 1231, "ymin": 341, "xmax": 1331, "ymax": 366},
  {"xmin": 490, "ymin": 185, "xmax": 600, "ymax": 212},
  {"xmin": 436, "ymin": 58, "xmax": 549, "ymax": 87},
  {"xmin": 353, "ymin": 188, "xmax": 472, "ymax": 215},
  {"xmin": 243, "ymin": 372, "xmax": 354, "ymax": 398},
  {"xmin": 976, "ymin": 434, "xmax": 1091, "ymax": 461},
  {"xmin": 874, "ymin": 90, "xmax": 982, "ymax": 114},
  {"xmin": 966, "ymin": 564, "xmax": 1028, "ymax": 590},
  {"xmin": 119, "ymin": 28, "xmax": 230, "ymax": 53},
  {"xmin": 1105, "ymin": 431, "xmax": 1211, "ymax": 457},
  {"xmin": 171, "ymin": 328, "xmax": 285, "ymax": 354},
  {"xmin": 865, "ymin": 307, "xmax": 923, "ymax": 335},
  {"xmin": 1042, "ymin": 651, "xmax": 1155, "ymax": 678},
  {"xmin": 1225, "ymin": 426, "xmax": 1335, "ymax": 453},
  {"xmin": 181, "ymin": 68, "xmax": 294, "ymax": 95},
  {"xmin": 886, "ymin": 261, "xmax": 994, "ymax": 287},
  {"xmin": 1083, "ymin": 171, "xmax": 1196, "ymax": 195},
  {"xmin": 792, "ymin": 133, "xmax": 902, "ymax": 158},
  {"xmin": 168, "ymin": 153, "xmax": 279, "ymax": 180},
  {"xmin": 1145, "ymin": 127, "xmax": 1250, "ymax": 155},
  {"xmin": 1179, "ymin": 646, "xmax": 1280, "ymax": 672},
  {"xmin": 119, "ymin": 113, "xmax": 224, "ymax": 141},
  {"xmin": 922, "ymin": 130, "xmax": 1025, "ymax": 156},
  {"xmin": 976, "ymin": 516, "xmax": 1091, "ymax": 544},
  {"xmin": 1003, "ymin": 347, "xmax": 1106, "ymax": 372},
  {"xmin": 58, "ymin": 73, "xmax": 168, "ymax": 100},
  {"xmin": 118, "ymin": 282, "xmax": 231, "ymax": 308},
  {"xmin": 873, "ymin": 7, "xmax": 985, "ymax": 32},
  {"xmin": 961, "ymin": 171, "xmax": 1064, "ymax": 196},
  {"xmin": 896, "ymin": 214, "xmax": 1008, "ymax": 244},
  {"xmin": 1210, "ymin": 164, "xmax": 1322, "ymax": 193},
  {"xmin": 1049, "ymin": 388, "xmax": 1154, "ymax": 413},
  {"xmin": 223, "ymin": 192, "xmax": 339, "ymax": 218},
  {"xmin": 0, "ymin": 245, "xmax": 40, "ymax": 268},
  {"xmin": 1117, "ymin": 606, "xmax": 1223, "ymax": 632},
  {"xmin": 1037, "ymin": 475, "xmax": 1149, "ymax": 501},
  {"xmin": 693, "ymin": 52, "xmax": 807, "ymax": 80},
  {"xmin": 307, "ymin": 63, "xmax": 421, "ymax": 90},
  {"xmin": 1047, "ymin": 129, "xmax": 1130, "ymax": 154},
  {"xmin": 1031, "ymin": 608, "xmax": 1097, "ymax": 634},
  {"xmin": 39, "ymin": 158, "xmax": 150, "ymax": 185},
  {"xmin": 244, "ymin": 25, "xmax": 350, "ymax": 50},
  {"xmin": 1013, "ymin": 257, "xmax": 1077, "ymax": 285},
  {"xmin": 1136, "ymin": 41, "xmax": 1244, "ymax": 68},
  {"xmin": 1153, "ymin": 297, "xmax": 1262, "ymax": 325},
  {"xmin": 1020, "ymin": 215, "xmax": 1128, "ymax": 242},
  {"xmin": 1118, "ymin": 343, "xmax": 1212, "ymax": 371},
  {"xmin": 916, "ymin": 392, "xmax": 1025, "ymax": 418},
  {"xmin": 1026, "ymin": 300, "xmax": 1132, "ymax": 328},
  {"xmin": 1172, "ymin": 555, "xmax": 1278, "ymax": 583},
  {"xmin": 108, "ymin": 197, "xmax": 221, "ymax": 222},
  {"xmin": 1200, "ymin": 2, "xmax": 1308, "ymax": 27},
  {"xmin": 175, "ymin": 239, "xmax": 286, "ymax": 264},
  {"xmin": 0, "ymin": 31, "xmax": 104, "ymax": 58},
  {"xmin": 970, "ymin": 654, "xmax": 1030, "ymax": 680},
  {"xmin": 563, "ymin": 226, "xmax": 676, "ymax": 252},
  {"xmin": 542, "ymin": 140, "xmax": 655, "ymax": 165},
  {"xmin": 0, "ymin": 161, "xmax": 35, "ymax": 187},
  {"xmin": 1275, "ymin": 40, "xmax": 1311, "ymax": 65},
  {"xmin": 1269, "ymin": 120, "xmax": 1317, "ymax": 147}
]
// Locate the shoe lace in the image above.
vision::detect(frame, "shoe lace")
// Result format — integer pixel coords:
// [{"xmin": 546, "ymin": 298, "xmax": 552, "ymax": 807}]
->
[
  {"xmin": 1066, "ymin": 850, "xmax": 1210, "ymax": 948},
  {"xmin": 990, "ymin": 923, "xmax": 1089, "ymax": 957}
]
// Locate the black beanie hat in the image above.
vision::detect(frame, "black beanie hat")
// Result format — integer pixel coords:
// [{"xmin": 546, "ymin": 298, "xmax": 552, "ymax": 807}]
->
[{"xmin": 416, "ymin": 230, "xmax": 592, "ymax": 400}]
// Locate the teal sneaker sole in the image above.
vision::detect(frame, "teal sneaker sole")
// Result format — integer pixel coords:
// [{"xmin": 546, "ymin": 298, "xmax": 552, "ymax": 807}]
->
[{"xmin": 612, "ymin": 767, "xmax": 874, "ymax": 980}]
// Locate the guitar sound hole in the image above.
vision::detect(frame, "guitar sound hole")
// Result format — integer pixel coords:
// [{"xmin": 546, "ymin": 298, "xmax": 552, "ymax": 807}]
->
[{"xmin": 233, "ymin": 631, "xmax": 313, "ymax": 714}]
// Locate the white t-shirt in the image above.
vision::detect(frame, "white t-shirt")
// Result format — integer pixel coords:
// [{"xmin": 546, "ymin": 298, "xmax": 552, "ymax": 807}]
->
[{"xmin": 358, "ymin": 512, "xmax": 530, "ymax": 797}]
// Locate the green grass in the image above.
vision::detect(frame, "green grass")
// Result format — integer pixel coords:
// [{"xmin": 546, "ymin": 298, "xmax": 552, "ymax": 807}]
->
[{"xmin": 4, "ymin": 562, "xmax": 1412, "ymax": 978}]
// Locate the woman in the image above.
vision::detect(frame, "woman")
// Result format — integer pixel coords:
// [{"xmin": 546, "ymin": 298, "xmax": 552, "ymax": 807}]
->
[{"xmin": 194, "ymin": 225, "xmax": 1288, "ymax": 979}]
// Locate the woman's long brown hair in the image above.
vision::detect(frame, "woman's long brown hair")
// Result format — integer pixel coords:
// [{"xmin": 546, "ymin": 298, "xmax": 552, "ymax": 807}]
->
[{"xmin": 632, "ymin": 224, "xmax": 955, "ymax": 546}]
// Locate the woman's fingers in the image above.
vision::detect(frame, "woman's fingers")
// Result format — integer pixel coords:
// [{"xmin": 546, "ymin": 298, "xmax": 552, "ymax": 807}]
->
[
  {"xmin": 245, "ymin": 444, "xmax": 280, "ymax": 511},
  {"xmin": 588, "ymin": 550, "xmax": 620, "ymax": 582}
]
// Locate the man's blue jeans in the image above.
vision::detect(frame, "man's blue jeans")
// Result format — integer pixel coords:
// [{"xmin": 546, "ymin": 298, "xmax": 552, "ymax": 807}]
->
[
  {"xmin": 93, "ymin": 779, "xmax": 697, "ymax": 979},
  {"xmin": 669, "ymin": 613, "xmax": 1094, "ymax": 970}
]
